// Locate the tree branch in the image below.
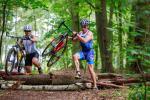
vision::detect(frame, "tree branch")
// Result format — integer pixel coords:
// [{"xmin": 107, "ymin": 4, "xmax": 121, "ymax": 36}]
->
[{"xmin": 86, "ymin": 0, "xmax": 95, "ymax": 9}]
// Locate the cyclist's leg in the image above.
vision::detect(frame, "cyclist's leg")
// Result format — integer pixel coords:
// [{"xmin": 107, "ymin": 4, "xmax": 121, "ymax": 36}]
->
[
  {"xmin": 32, "ymin": 52, "xmax": 43, "ymax": 74},
  {"xmin": 86, "ymin": 50, "xmax": 97, "ymax": 89},
  {"xmin": 88, "ymin": 64, "xmax": 97, "ymax": 89},
  {"xmin": 25, "ymin": 54, "xmax": 32, "ymax": 74},
  {"xmin": 73, "ymin": 51, "xmax": 85, "ymax": 78}
]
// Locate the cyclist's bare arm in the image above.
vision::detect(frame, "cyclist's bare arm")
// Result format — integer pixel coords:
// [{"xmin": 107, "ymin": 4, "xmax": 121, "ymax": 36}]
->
[
  {"xmin": 77, "ymin": 31, "xmax": 93, "ymax": 43},
  {"xmin": 30, "ymin": 35, "xmax": 38, "ymax": 42},
  {"xmin": 72, "ymin": 31, "xmax": 80, "ymax": 42}
]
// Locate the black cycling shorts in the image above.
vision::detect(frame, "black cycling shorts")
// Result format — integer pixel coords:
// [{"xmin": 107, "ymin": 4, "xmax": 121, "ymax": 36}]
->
[{"xmin": 25, "ymin": 52, "xmax": 39, "ymax": 66}]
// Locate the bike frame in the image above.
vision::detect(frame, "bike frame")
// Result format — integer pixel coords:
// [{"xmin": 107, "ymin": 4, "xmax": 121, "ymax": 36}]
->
[
  {"xmin": 6, "ymin": 32, "xmax": 26, "ymax": 59},
  {"xmin": 5, "ymin": 32, "xmax": 26, "ymax": 74},
  {"xmin": 42, "ymin": 21, "xmax": 75, "ymax": 67}
]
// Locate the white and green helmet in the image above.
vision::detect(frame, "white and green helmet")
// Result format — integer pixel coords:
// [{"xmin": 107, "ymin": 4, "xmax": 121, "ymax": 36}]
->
[
  {"xmin": 24, "ymin": 25, "xmax": 32, "ymax": 31},
  {"xmin": 80, "ymin": 19, "xmax": 89, "ymax": 26}
]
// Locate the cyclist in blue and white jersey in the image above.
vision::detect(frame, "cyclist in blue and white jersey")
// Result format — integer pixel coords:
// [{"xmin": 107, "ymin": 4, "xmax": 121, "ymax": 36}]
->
[{"xmin": 72, "ymin": 19, "xmax": 97, "ymax": 89}]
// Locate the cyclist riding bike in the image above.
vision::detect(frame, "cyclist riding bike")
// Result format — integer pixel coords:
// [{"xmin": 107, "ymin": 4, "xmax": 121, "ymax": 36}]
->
[
  {"xmin": 72, "ymin": 19, "xmax": 97, "ymax": 89},
  {"xmin": 22, "ymin": 25, "xmax": 42, "ymax": 74}
]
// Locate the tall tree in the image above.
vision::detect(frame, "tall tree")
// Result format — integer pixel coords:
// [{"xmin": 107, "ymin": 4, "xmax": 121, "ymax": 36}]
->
[
  {"xmin": 69, "ymin": 0, "xmax": 80, "ymax": 53},
  {"xmin": 129, "ymin": 0, "xmax": 150, "ymax": 73},
  {"xmin": 95, "ymin": 0, "xmax": 113, "ymax": 72},
  {"xmin": 0, "ymin": 0, "xmax": 8, "ymax": 62},
  {"xmin": 118, "ymin": 0, "xmax": 123, "ymax": 70},
  {"xmin": 69, "ymin": 0, "xmax": 84, "ymax": 68},
  {"xmin": 108, "ymin": 0, "xmax": 114, "ymax": 71}
]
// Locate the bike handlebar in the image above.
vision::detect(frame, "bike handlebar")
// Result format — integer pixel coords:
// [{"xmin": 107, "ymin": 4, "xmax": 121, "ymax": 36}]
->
[
  {"xmin": 6, "ymin": 32, "xmax": 31, "ymax": 40},
  {"xmin": 58, "ymin": 21, "xmax": 73, "ymax": 33},
  {"xmin": 58, "ymin": 21, "xmax": 65, "ymax": 29},
  {"xmin": 6, "ymin": 32, "xmax": 22, "ymax": 39}
]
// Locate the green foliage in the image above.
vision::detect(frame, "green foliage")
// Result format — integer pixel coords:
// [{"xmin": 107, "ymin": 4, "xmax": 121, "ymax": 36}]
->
[
  {"xmin": 128, "ymin": 84, "xmax": 150, "ymax": 100},
  {"xmin": 1, "ymin": 0, "xmax": 149, "ymax": 73},
  {"xmin": 0, "ymin": 63, "xmax": 3, "ymax": 69}
]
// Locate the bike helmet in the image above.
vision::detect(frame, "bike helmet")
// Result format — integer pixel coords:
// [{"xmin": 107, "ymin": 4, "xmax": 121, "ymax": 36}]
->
[
  {"xmin": 24, "ymin": 25, "xmax": 32, "ymax": 31},
  {"xmin": 80, "ymin": 19, "xmax": 89, "ymax": 26}
]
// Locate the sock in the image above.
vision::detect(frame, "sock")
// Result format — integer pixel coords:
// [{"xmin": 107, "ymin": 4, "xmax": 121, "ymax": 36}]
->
[{"xmin": 38, "ymin": 67, "xmax": 43, "ymax": 74}]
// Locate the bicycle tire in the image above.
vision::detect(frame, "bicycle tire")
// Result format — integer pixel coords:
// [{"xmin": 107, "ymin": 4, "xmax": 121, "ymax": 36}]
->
[
  {"xmin": 42, "ymin": 35, "xmax": 66, "ymax": 57},
  {"xmin": 17, "ymin": 55, "xmax": 25, "ymax": 73},
  {"xmin": 47, "ymin": 54, "xmax": 60, "ymax": 67},
  {"xmin": 47, "ymin": 45, "xmax": 67, "ymax": 67},
  {"xmin": 42, "ymin": 41, "xmax": 54, "ymax": 57},
  {"xmin": 47, "ymin": 36, "xmax": 68, "ymax": 67},
  {"xmin": 5, "ymin": 48, "xmax": 17, "ymax": 75}
]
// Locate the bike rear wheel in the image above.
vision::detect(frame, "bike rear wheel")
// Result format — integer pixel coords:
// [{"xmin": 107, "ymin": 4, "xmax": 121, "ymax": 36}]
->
[
  {"xmin": 47, "ymin": 54, "xmax": 60, "ymax": 67},
  {"xmin": 42, "ymin": 35, "xmax": 68, "ymax": 67},
  {"xmin": 5, "ymin": 48, "xmax": 17, "ymax": 75},
  {"xmin": 42, "ymin": 35, "xmax": 66, "ymax": 57}
]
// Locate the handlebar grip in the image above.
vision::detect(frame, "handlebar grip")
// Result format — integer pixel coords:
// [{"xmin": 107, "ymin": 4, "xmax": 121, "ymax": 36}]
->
[
  {"xmin": 72, "ymin": 33, "xmax": 78, "ymax": 40},
  {"xmin": 22, "ymin": 36, "xmax": 31, "ymax": 40},
  {"xmin": 58, "ymin": 21, "xmax": 65, "ymax": 29}
]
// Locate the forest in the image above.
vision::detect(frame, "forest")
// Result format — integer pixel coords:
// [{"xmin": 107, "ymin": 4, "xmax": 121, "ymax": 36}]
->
[{"xmin": 0, "ymin": 0, "xmax": 150, "ymax": 100}]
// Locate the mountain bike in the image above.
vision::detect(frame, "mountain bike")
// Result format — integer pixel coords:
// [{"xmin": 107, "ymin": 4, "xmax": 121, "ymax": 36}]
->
[
  {"xmin": 5, "ymin": 32, "xmax": 26, "ymax": 75},
  {"xmin": 42, "ymin": 21, "xmax": 75, "ymax": 67}
]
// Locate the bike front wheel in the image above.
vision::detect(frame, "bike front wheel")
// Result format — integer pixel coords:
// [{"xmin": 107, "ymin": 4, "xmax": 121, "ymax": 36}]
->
[{"xmin": 5, "ymin": 48, "xmax": 17, "ymax": 75}]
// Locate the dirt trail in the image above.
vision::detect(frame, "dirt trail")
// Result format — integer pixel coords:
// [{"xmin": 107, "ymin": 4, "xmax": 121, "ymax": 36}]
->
[{"xmin": 0, "ymin": 88, "xmax": 128, "ymax": 100}]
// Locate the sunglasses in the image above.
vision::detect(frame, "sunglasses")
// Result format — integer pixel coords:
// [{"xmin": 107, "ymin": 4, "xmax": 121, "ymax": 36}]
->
[
  {"xmin": 81, "ymin": 25, "xmax": 87, "ymax": 28},
  {"xmin": 24, "ymin": 30, "xmax": 31, "ymax": 32}
]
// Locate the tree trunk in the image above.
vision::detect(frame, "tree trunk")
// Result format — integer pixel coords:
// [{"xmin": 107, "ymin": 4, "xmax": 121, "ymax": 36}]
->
[
  {"xmin": 70, "ymin": 0, "xmax": 79, "ymax": 53},
  {"xmin": 107, "ymin": 0, "xmax": 114, "ymax": 71},
  {"xmin": 95, "ymin": 0, "xmax": 113, "ymax": 72},
  {"xmin": 1, "ymin": 83, "xmax": 90, "ymax": 91},
  {"xmin": 129, "ymin": 0, "xmax": 150, "ymax": 73},
  {"xmin": 69, "ymin": 0, "xmax": 83, "ymax": 68},
  {"xmin": 118, "ymin": 0, "xmax": 123, "ymax": 71},
  {"xmin": 0, "ymin": 0, "xmax": 7, "ymax": 63},
  {"xmin": 2, "ymin": 74, "xmax": 84, "ymax": 85},
  {"xmin": 94, "ymin": 44, "xmax": 99, "ymax": 69}
]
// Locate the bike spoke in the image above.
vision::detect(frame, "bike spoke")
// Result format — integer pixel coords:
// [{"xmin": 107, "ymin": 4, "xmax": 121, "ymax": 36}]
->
[
  {"xmin": 5, "ymin": 49, "xmax": 17, "ymax": 74},
  {"xmin": 42, "ymin": 34, "xmax": 68, "ymax": 68}
]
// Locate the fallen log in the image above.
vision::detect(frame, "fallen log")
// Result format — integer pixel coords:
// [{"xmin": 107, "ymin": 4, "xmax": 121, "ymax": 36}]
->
[
  {"xmin": 97, "ymin": 73, "xmax": 150, "ymax": 80},
  {"xmin": 97, "ymin": 82, "xmax": 124, "ymax": 88},
  {"xmin": 52, "ymin": 74, "xmax": 83, "ymax": 85},
  {"xmin": 3, "ymin": 74, "xmax": 52, "ymax": 85},
  {"xmin": 146, "ymin": 82, "xmax": 150, "ymax": 86},
  {"xmin": 2, "ymin": 74, "xmax": 84, "ymax": 85},
  {"xmin": 97, "ymin": 73, "xmax": 123, "ymax": 79},
  {"xmin": 1, "ymin": 83, "xmax": 91, "ymax": 91},
  {"xmin": 1, "ymin": 70, "xmax": 150, "ymax": 86},
  {"xmin": 0, "ymin": 71, "xmax": 25, "ymax": 77},
  {"xmin": 139, "ymin": 74, "xmax": 150, "ymax": 81},
  {"xmin": 112, "ymin": 78, "xmax": 141, "ymax": 85},
  {"xmin": 112, "ymin": 77, "xmax": 150, "ymax": 85},
  {"xmin": 84, "ymin": 80, "xmax": 124, "ymax": 88}
]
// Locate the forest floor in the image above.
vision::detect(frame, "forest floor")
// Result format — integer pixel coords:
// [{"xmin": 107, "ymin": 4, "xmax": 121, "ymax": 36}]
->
[
  {"xmin": 0, "ymin": 69, "xmax": 129, "ymax": 100},
  {"xmin": 0, "ymin": 88, "xmax": 128, "ymax": 100}
]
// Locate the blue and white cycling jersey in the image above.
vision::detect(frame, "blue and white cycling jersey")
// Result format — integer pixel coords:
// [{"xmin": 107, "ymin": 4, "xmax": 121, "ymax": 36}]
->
[
  {"xmin": 79, "ymin": 31, "xmax": 93, "ymax": 51},
  {"xmin": 76, "ymin": 31, "xmax": 94, "ymax": 64}
]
